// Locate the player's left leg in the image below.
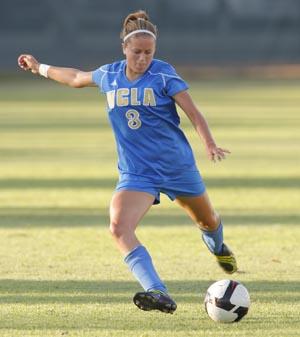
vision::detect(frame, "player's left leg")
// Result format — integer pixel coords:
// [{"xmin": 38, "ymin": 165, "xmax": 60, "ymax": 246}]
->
[{"xmin": 175, "ymin": 192, "xmax": 237, "ymax": 274}]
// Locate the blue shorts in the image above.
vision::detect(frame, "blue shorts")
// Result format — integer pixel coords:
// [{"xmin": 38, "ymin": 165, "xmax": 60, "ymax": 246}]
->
[{"xmin": 116, "ymin": 170, "xmax": 206, "ymax": 204}]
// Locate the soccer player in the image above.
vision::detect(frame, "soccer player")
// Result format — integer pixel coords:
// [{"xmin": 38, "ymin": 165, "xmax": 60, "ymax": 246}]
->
[{"xmin": 18, "ymin": 10, "xmax": 237, "ymax": 314}]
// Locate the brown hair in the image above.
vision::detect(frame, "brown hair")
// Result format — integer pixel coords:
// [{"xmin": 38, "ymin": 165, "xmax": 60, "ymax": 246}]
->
[{"xmin": 120, "ymin": 10, "xmax": 157, "ymax": 43}]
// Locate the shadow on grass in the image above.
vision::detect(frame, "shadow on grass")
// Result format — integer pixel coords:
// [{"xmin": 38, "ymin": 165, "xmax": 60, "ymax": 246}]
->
[
  {"xmin": 0, "ymin": 177, "xmax": 300, "ymax": 189},
  {"xmin": 0, "ymin": 279, "xmax": 299, "ymax": 332},
  {"xmin": 0, "ymin": 122, "xmax": 109, "ymax": 130},
  {"xmin": 0, "ymin": 279, "xmax": 299, "ymax": 305},
  {"xmin": 0, "ymin": 279, "xmax": 300, "ymax": 305},
  {"xmin": 0, "ymin": 207, "xmax": 299, "ymax": 228},
  {"xmin": 0, "ymin": 150, "xmax": 116, "ymax": 161},
  {"xmin": 0, "ymin": 178, "xmax": 117, "ymax": 189}
]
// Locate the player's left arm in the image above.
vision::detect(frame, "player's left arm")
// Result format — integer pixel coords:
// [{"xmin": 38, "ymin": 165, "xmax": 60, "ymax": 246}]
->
[{"xmin": 173, "ymin": 90, "xmax": 230, "ymax": 162}]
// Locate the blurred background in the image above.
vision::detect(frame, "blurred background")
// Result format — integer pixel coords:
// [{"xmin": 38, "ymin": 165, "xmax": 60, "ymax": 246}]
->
[{"xmin": 1, "ymin": 0, "xmax": 300, "ymax": 74}]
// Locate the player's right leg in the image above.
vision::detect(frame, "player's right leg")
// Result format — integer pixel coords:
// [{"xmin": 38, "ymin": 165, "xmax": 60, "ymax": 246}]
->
[
  {"xmin": 109, "ymin": 190, "xmax": 153, "ymax": 254},
  {"xmin": 109, "ymin": 190, "xmax": 177, "ymax": 313}
]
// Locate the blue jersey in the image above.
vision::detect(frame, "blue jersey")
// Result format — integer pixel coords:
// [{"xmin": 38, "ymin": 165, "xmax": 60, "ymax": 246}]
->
[{"xmin": 92, "ymin": 59, "xmax": 197, "ymax": 181}]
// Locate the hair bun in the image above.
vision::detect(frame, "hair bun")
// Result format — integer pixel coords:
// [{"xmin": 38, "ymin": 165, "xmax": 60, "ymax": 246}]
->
[
  {"xmin": 125, "ymin": 10, "xmax": 149, "ymax": 26},
  {"xmin": 121, "ymin": 10, "xmax": 157, "ymax": 41}
]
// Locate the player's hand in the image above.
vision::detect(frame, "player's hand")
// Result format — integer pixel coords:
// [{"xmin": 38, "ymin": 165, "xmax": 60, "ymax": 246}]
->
[
  {"xmin": 17, "ymin": 54, "xmax": 40, "ymax": 74},
  {"xmin": 206, "ymin": 142, "xmax": 231, "ymax": 162}
]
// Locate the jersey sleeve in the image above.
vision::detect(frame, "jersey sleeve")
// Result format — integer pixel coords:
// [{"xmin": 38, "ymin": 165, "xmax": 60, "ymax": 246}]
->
[
  {"xmin": 92, "ymin": 64, "xmax": 109, "ymax": 92},
  {"xmin": 163, "ymin": 65, "xmax": 189, "ymax": 97}
]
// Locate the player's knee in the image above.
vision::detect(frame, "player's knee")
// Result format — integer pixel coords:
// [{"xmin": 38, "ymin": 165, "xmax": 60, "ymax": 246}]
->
[
  {"xmin": 109, "ymin": 220, "xmax": 127, "ymax": 239},
  {"xmin": 197, "ymin": 212, "xmax": 220, "ymax": 231}
]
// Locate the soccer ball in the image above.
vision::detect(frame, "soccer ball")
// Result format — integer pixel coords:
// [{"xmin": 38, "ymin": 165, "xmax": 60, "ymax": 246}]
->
[{"xmin": 204, "ymin": 279, "xmax": 250, "ymax": 323}]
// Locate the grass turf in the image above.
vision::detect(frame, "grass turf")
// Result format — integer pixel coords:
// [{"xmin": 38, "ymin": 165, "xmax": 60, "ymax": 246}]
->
[{"xmin": 0, "ymin": 77, "xmax": 299, "ymax": 336}]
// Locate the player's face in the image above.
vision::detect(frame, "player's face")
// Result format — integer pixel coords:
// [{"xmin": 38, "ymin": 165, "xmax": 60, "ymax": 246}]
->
[{"xmin": 123, "ymin": 36, "xmax": 156, "ymax": 76}]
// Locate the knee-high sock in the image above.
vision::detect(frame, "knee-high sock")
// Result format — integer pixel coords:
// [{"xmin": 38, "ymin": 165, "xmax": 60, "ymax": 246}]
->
[
  {"xmin": 124, "ymin": 245, "xmax": 167, "ymax": 293},
  {"xmin": 201, "ymin": 222, "xmax": 224, "ymax": 255}
]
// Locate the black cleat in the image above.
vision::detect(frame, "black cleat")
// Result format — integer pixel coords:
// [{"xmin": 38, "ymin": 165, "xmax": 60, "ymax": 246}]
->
[
  {"xmin": 215, "ymin": 243, "xmax": 238, "ymax": 274},
  {"xmin": 133, "ymin": 290, "xmax": 177, "ymax": 314}
]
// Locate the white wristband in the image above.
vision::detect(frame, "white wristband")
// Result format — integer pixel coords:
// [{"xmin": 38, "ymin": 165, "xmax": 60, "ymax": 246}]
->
[{"xmin": 39, "ymin": 64, "xmax": 50, "ymax": 78}]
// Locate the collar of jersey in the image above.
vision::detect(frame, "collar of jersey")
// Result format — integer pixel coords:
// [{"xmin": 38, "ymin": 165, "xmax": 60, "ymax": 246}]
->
[{"xmin": 122, "ymin": 60, "xmax": 153, "ymax": 85}]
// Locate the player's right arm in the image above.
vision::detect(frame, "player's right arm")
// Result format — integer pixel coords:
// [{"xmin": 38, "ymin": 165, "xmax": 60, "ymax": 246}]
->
[{"xmin": 17, "ymin": 54, "xmax": 95, "ymax": 88}]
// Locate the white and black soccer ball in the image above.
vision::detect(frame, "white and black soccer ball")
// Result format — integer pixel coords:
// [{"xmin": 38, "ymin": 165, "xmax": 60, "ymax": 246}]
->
[{"xmin": 204, "ymin": 279, "xmax": 250, "ymax": 323}]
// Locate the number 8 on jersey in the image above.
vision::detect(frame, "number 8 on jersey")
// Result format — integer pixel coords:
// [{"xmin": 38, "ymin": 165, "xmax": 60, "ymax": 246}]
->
[{"xmin": 126, "ymin": 109, "xmax": 142, "ymax": 129}]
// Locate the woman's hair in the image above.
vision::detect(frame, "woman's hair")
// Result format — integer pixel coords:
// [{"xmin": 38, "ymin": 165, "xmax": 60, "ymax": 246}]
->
[{"xmin": 120, "ymin": 10, "xmax": 158, "ymax": 43}]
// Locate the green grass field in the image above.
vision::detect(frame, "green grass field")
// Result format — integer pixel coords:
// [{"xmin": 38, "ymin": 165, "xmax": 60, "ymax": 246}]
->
[{"xmin": 0, "ymin": 76, "xmax": 299, "ymax": 337}]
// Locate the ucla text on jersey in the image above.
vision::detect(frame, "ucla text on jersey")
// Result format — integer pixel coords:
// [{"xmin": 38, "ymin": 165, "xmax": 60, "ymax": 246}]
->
[{"xmin": 106, "ymin": 87, "xmax": 156, "ymax": 109}]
